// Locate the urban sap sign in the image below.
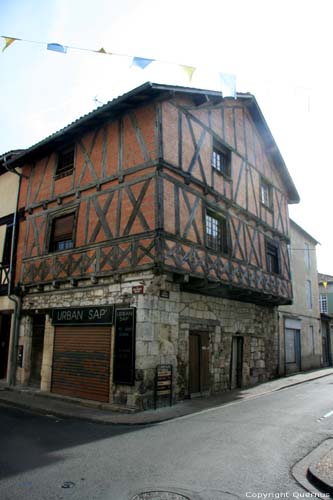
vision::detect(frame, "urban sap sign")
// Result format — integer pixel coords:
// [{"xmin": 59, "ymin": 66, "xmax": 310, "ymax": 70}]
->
[{"xmin": 52, "ymin": 306, "xmax": 114, "ymax": 326}]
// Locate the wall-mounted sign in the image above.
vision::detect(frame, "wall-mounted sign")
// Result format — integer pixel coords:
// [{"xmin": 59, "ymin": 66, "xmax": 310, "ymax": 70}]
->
[
  {"xmin": 113, "ymin": 308, "xmax": 136, "ymax": 385},
  {"xmin": 159, "ymin": 290, "xmax": 170, "ymax": 299},
  {"xmin": 52, "ymin": 306, "xmax": 114, "ymax": 326},
  {"xmin": 132, "ymin": 285, "xmax": 144, "ymax": 295},
  {"xmin": 154, "ymin": 364, "xmax": 173, "ymax": 409}
]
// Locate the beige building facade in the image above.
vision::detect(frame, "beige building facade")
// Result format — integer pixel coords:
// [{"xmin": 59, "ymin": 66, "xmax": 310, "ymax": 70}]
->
[
  {"xmin": 0, "ymin": 152, "xmax": 22, "ymax": 382},
  {"xmin": 279, "ymin": 220, "xmax": 321, "ymax": 374}
]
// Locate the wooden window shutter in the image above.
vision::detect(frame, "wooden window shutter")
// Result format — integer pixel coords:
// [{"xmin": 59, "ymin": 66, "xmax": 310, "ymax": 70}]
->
[{"xmin": 52, "ymin": 214, "xmax": 74, "ymax": 242}]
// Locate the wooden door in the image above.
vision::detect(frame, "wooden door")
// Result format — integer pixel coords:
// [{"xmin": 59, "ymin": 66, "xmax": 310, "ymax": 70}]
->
[
  {"xmin": 0, "ymin": 314, "xmax": 11, "ymax": 379},
  {"xmin": 231, "ymin": 336, "xmax": 243, "ymax": 389},
  {"xmin": 29, "ymin": 315, "xmax": 45, "ymax": 386},
  {"xmin": 189, "ymin": 332, "xmax": 210, "ymax": 396}
]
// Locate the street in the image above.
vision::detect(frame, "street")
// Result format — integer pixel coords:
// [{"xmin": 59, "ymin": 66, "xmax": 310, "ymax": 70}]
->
[{"xmin": 1, "ymin": 376, "xmax": 333, "ymax": 500}]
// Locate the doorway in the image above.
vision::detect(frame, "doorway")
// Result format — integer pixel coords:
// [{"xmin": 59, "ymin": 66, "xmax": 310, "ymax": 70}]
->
[
  {"xmin": 322, "ymin": 322, "xmax": 331, "ymax": 367},
  {"xmin": 29, "ymin": 315, "xmax": 46, "ymax": 386},
  {"xmin": 230, "ymin": 336, "xmax": 243, "ymax": 389},
  {"xmin": 0, "ymin": 314, "xmax": 11, "ymax": 379},
  {"xmin": 285, "ymin": 328, "xmax": 301, "ymax": 374},
  {"xmin": 189, "ymin": 332, "xmax": 210, "ymax": 396}
]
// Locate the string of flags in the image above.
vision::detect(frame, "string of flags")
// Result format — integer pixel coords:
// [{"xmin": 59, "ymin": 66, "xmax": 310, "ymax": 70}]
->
[{"xmin": 1, "ymin": 35, "xmax": 236, "ymax": 97}]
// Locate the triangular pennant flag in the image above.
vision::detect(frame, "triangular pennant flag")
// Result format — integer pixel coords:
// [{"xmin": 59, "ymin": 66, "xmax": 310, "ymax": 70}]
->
[
  {"xmin": 323, "ymin": 281, "xmax": 328, "ymax": 289},
  {"xmin": 97, "ymin": 47, "xmax": 107, "ymax": 54},
  {"xmin": 47, "ymin": 43, "xmax": 67, "ymax": 54},
  {"xmin": 219, "ymin": 72, "xmax": 237, "ymax": 98},
  {"xmin": 131, "ymin": 57, "xmax": 154, "ymax": 69},
  {"xmin": 2, "ymin": 36, "xmax": 18, "ymax": 52},
  {"xmin": 181, "ymin": 65, "xmax": 196, "ymax": 82}
]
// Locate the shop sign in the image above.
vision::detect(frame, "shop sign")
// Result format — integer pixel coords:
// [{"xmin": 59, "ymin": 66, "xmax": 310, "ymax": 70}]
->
[
  {"xmin": 52, "ymin": 306, "xmax": 114, "ymax": 326},
  {"xmin": 113, "ymin": 308, "xmax": 136, "ymax": 385}
]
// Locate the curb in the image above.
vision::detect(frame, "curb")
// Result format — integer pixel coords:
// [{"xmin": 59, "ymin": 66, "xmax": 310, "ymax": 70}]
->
[
  {"xmin": 292, "ymin": 439, "xmax": 333, "ymax": 497},
  {"xmin": 1, "ymin": 369, "xmax": 333, "ymax": 426}
]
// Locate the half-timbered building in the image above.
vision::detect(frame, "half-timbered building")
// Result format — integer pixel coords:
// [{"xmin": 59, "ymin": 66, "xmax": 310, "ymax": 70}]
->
[{"xmin": 7, "ymin": 82, "xmax": 299, "ymax": 409}]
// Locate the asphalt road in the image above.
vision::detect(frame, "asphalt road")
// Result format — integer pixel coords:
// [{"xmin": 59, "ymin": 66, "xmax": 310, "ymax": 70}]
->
[{"xmin": 1, "ymin": 376, "xmax": 333, "ymax": 500}]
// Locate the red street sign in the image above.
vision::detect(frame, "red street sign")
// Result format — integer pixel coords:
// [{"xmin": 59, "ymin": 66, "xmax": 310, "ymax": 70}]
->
[{"xmin": 132, "ymin": 285, "xmax": 144, "ymax": 295}]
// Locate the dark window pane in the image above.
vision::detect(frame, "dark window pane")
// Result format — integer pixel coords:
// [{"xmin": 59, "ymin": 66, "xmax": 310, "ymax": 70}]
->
[
  {"xmin": 266, "ymin": 242, "xmax": 279, "ymax": 274},
  {"xmin": 206, "ymin": 212, "xmax": 229, "ymax": 254},
  {"xmin": 2, "ymin": 224, "xmax": 13, "ymax": 265},
  {"xmin": 212, "ymin": 145, "xmax": 230, "ymax": 176},
  {"xmin": 56, "ymin": 146, "xmax": 75, "ymax": 179}
]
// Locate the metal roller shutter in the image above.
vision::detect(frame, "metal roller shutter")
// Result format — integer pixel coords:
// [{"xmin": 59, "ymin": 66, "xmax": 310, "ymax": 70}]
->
[{"xmin": 52, "ymin": 326, "xmax": 111, "ymax": 402}]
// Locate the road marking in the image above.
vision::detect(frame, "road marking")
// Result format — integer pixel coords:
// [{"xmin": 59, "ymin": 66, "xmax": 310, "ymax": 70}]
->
[{"xmin": 317, "ymin": 409, "xmax": 333, "ymax": 422}]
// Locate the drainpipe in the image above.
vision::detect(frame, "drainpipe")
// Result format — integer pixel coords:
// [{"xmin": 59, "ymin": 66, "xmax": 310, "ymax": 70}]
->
[{"xmin": 7, "ymin": 173, "xmax": 22, "ymax": 386}]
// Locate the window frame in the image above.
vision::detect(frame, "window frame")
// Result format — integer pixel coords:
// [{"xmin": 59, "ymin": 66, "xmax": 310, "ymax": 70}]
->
[
  {"xmin": 265, "ymin": 239, "xmax": 280, "ymax": 275},
  {"xmin": 1, "ymin": 223, "xmax": 13, "ymax": 265},
  {"xmin": 211, "ymin": 140, "xmax": 231, "ymax": 178},
  {"xmin": 55, "ymin": 144, "xmax": 76, "ymax": 180},
  {"xmin": 47, "ymin": 208, "xmax": 78, "ymax": 254},
  {"xmin": 320, "ymin": 294, "xmax": 328, "ymax": 313},
  {"xmin": 205, "ymin": 209, "xmax": 230, "ymax": 255},
  {"xmin": 260, "ymin": 178, "xmax": 273, "ymax": 210}
]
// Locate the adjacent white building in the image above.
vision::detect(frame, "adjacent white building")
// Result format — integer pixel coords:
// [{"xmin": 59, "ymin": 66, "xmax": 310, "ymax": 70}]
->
[{"xmin": 279, "ymin": 220, "xmax": 321, "ymax": 374}]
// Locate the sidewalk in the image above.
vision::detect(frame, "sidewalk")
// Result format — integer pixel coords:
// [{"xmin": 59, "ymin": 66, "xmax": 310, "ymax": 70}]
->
[
  {"xmin": 0, "ymin": 367, "xmax": 332, "ymax": 426},
  {"xmin": 307, "ymin": 440, "xmax": 333, "ymax": 497}
]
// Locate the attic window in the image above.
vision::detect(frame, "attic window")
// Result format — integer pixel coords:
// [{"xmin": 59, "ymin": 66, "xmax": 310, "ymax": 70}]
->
[
  {"xmin": 55, "ymin": 145, "xmax": 75, "ymax": 179},
  {"xmin": 260, "ymin": 178, "xmax": 273, "ymax": 209},
  {"xmin": 212, "ymin": 141, "xmax": 231, "ymax": 177}
]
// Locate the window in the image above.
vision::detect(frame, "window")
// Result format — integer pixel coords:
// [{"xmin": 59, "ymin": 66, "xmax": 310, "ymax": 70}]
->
[
  {"xmin": 206, "ymin": 211, "xmax": 229, "ymax": 254},
  {"xmin": 211, "ymin": 142, "xmax": 231, "ymax": 177},
  {"xmin": 304, "ymin": 243, "xmax": 311, "ymax": 271},
  {"xmin": 320, "ymin": 294, "xmax": 328, "ymax": 313},
  {"xmin": 49, "ymin": 213, "xmax": 75, "ymax": 252},
  {"xmin": 306, "ymin": 280, "xmax": 312, "ymax": 309},
  {"xmin": 266, "ymin": 241, "xmax": 280, "ymax": 274},
  {"xmin": 55, "ymin": 145, "xmax": 75, "ymax": 179},
  {"xmin": 260, "ymin": 179, "xmax": 272, "ymax": 209},
  {"xmin": 1, "ymin": 224, "xmax": 13, "ymax": 265}
]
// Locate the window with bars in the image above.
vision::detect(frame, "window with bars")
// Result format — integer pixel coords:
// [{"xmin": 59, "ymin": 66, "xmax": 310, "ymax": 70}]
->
[
  {"xmin": 205, "ymin": 211, "xmax": 229, "ymax": 254},
  {"xmin": 260, "ymin": 179, "xmax": 272, "ymax": 209},
  {"xmin": 266, "ymin": 241, "xmax": 280, "ymax": 274},
  {"xmin": 55, "ymin": 145, "xmax": 75, "ymax": 179},
  {"xmin": 211, "ymin": 142, "xmax": 231, "ymax": 177},
  {"xmin": 49, "ymin": 213, "xmax": 75, "ymax": 252},
  {"xmin": 320, "ymin": 294, "xmax": 328, "ymax": 313}
]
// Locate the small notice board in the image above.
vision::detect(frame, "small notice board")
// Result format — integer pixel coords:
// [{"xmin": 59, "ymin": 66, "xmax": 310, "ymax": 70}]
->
[{"xmin": 154, "ymin": 364, "xmax": 173, "ymax": 409}]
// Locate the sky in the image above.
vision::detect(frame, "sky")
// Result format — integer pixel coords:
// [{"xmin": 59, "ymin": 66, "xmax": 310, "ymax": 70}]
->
[{"xmin": 1, "ymin": 0, "xmax": 332, "ymax": 273}]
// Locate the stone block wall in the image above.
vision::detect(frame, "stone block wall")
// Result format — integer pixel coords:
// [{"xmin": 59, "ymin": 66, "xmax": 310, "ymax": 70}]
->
[{"xmin": 18, "ymin": 273, "xmax": 279, "ymax": 410}]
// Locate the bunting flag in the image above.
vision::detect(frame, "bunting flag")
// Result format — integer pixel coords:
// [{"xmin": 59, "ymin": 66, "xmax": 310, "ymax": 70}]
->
[
  {"xmin": 47, "ymin": 43, "xmax": 67, "ymax": 54},
  {"xmin": 323, "ymin": 281, "xmax": 328, "ymax": 289},
  {"xmin": 181, "ymin": 65, "xmax": 196, "ymax": 82},
  {"xmin": 1, "ymin": 34, "xmax": 238, "ymax": 92},
  {"xmin": 219, "ymin": 72, "xmax": 237, "ymax": 98},
  {"xmin": 2, "ymin": 36, "xmax": 18, "ymax": 52},
  {"xmin": 131, "ymin": 57, "xmax": 154, "ymax": 69}
]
